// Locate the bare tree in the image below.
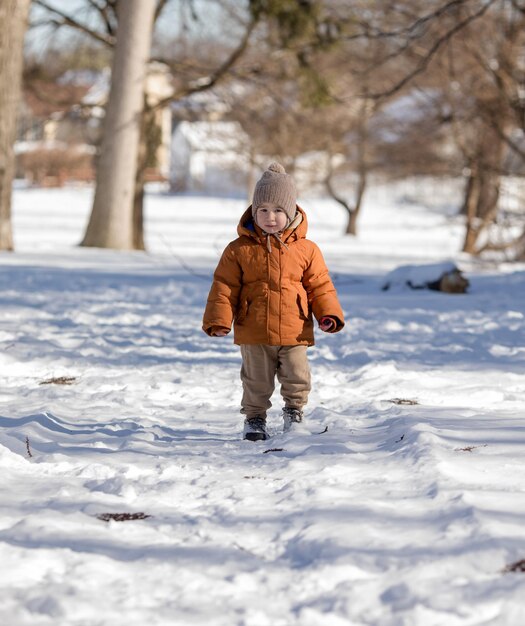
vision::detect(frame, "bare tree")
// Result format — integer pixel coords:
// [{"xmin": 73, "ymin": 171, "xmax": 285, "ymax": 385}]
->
[
  {"xmin": 29, "ymin": 0, "xmax": 520, "ymax": 252},
  {"xmin": 235, "ymin": 1, "xmax": 491, "ymax": 236},
  {"xmin": 80, "ymin": 0, "xmax": 156, "ymax": 249},
  {"xmin": 437, "ymin": 1, "xmax": 525, "ymax": 255},
  {"xmin": 324, "ymin": 101, "xmax": 371, "ymax": 236},
  {"xmin": 31, "ymin": 0, "xmax": 259, "ymax": 250},
  {"xmin": 342, "ymin": 0, "xmax": 525, "ymax": 254},
  {"xmin": 0, "ymin": 0, "xmax": 31, "ymax": 251}
]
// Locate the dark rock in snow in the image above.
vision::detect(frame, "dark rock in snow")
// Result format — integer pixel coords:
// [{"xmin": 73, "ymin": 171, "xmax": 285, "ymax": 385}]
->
[{"xmin": 382, "ymin": 261, "xmax": 469, "ymax": 293}]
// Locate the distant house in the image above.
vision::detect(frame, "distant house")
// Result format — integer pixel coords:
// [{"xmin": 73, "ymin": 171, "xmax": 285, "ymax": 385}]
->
[
  {"xmin": 18, "ymin": 80, "xmax": 92, "ymax": 144},
  {"xmin": 170, "ymin": 120, "xmax": 252, "ymax": 196},
  {"xmin": 16, "ymin": 79, "xmax": 96, "ymax": 185},
  {"xmin": 16, "ymin": 64, "xmax": 174, "ymax": 186}
]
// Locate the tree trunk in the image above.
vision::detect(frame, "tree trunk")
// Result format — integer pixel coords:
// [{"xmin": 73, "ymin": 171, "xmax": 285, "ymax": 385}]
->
[
  {"xmin": 515, "ymin": 229, "xmax": 525, "ymax": 261},
  {"xmin": 80, "ymin": 0, "xmax": 156, "ymax": 250},
  {"xmin": 347, "ymin": 105, "xmax": 369, "ymax": 236},
  {"xmin": 461, "ymin": 165, "xmax": 501, "ymax": 254},
  {"xmin": 346, "ymin": 164, "xmax": 367, "ymax": 235},
  {"xmin": 0, "ymin": 0, "xmax": 30, "ymax": 251},
  {"xmin": 461, "ymin": 164, "xmax": 481, "ymax": 254},
  {"xmin": 132, "ymin": 102, "xmax": 161, "ymax": 250},
  {"xmin": 132, "ymin": 100, "xmax": 149, "ymax": 251},
  {"xmin": 459, "ymin": 168, "xmax": 475, "ymax": 216},
  {"xmin": 461, "ymin": 130, "xmax": 503, "ymax": 255},
  {"xmin": 132, "ymin": 178, "xmax": 146, "ymax": 250}
]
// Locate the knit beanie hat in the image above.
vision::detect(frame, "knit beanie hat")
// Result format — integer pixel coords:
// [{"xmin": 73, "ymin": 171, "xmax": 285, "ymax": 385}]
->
[{"xmin": 252, "ymin": 162, "xmax": 297, "ymax": 222}]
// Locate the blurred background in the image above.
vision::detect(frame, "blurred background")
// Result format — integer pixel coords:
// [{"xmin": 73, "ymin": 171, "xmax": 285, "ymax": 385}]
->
[{"xmin": 1, "ymin": 0, "xmax": 525, "ymax": 258}]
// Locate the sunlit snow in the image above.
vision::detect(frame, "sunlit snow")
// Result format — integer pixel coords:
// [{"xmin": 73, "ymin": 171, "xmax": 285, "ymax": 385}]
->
[{"xmin": 1, "ymin": 180, "xmax": 524, "ymax": 625}]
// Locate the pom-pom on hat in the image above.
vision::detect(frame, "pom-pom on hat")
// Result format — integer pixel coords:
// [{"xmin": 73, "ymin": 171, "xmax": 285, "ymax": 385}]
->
[{"xmin": 252, "ymin": 162, "xmax": 297, "ymax": 222}]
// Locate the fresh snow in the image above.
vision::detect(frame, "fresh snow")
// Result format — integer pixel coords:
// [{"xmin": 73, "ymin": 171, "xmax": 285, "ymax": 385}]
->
[
  {"xmin": 382, "ymin": 261, "xmax": 459, "ymax": 291},
  {"xmin": 1, "ymin": 181, "xmax": 525, "ymax": 626}
]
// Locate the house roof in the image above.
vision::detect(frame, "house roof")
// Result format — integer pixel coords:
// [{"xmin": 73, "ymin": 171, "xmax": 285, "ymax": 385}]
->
[{"xmin": 23, "ymin": 80, "xmax": 90, "ymax": 118}]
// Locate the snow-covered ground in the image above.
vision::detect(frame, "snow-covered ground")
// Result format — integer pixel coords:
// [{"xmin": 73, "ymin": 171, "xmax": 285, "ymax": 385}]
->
[{"xmin": 1, "ymin": 181, "xmax": 525, "ymax": 626}]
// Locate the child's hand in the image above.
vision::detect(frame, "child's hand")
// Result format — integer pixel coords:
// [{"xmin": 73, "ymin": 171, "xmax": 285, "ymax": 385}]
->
[
  {"xmin": 319, "ymin": 316, "xmax": 337, "ymax": 333},
  {"xmin": 211, "ymin": 327, "xmax": 230, "ymax": 337}
]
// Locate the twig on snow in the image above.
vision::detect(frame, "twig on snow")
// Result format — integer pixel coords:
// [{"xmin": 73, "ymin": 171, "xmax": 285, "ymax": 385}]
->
[
  {"xmin": 502, "ymin": 559, "xmax": 525, "ymax": 573},
  {"xmin": 455, "ymin": 444, "xmax": 488, "ymax": 452},
  {"xmin": 96, "ymin": 512, "xmax": 152, "ymax": 522},
  {"xmin": 39, "ymin": 376, "xmax": 77, "ymax": 386}
]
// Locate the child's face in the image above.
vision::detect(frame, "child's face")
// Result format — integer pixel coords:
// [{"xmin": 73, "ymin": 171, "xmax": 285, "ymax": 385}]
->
[{"xmin": 255, "ymin": 203, "xmax": 288, "ymax": 233}]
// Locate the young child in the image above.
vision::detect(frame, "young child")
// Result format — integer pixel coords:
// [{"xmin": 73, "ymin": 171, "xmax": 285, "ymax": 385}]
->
[{"xmin": 202, "ymin": 162, "xmax": 345, "ymax": 441}]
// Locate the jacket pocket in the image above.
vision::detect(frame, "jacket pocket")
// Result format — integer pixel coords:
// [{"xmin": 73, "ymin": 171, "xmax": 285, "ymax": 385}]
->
[
  {"xmin": 296, "ymin": 292, "xmax": 310, "ymax": 320},
  {"xmin": 236, "ymin": 299, "xmax": 249, "ymax": 324}
]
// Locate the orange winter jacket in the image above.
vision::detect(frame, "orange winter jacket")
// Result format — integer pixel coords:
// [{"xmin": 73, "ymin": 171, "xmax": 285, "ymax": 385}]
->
[{"xmin": 202, "ymin": 205, "xmax": 345, "ymax": 346}]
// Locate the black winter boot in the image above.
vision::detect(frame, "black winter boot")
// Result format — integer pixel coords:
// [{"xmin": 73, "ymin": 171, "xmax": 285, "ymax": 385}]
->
[
  {"xmin": 283, "ymin": 407, "xmax": 304, "ymax": 432},
  {"xmin": 243, "ymin": 416, "xmax": 269, "ymax": 441}
]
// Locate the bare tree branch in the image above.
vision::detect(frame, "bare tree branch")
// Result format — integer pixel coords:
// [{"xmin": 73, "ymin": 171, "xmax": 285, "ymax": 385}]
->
[
  {"xmin": 510, "ymin": 0, "xmax": 525, "ymax": 14},
  {"xmin": 352, "ymin": 0, "xmax": 477, "ymax": 41},
  {"xmin": 86, "ymin": 0, "xmax": 116, "ymax": 37},
  {"xmin": 476, "ymin": 227, "xmax": 525, "ymax": 255},
  {"xmin": 367, "ymin": 0, "xmax": 498, "ymax": 100},
  {"xmin": 33, "ymin": 0, "xmax": 115, "ymax": 46},
  {"xmin": 356, "ymin": 2, "xmax": 490, "ymax": 78},
  {"xmin": 151, "ymin": 16, "xmax": 258, "ymax": 111},
  {"xmin": 462, "ymin": 24, "xmax": 525, "ymax": 131},
  {"xmin": 325, "ymin": 167, "xmax": 353, "ymax": 214},
  {"xmin": 154, "ymin": 0, "xmax": 171, "ymax": 23},
  {"xmin": 485, "ymin": 115, "xmax": 525, "ymax": 161}
]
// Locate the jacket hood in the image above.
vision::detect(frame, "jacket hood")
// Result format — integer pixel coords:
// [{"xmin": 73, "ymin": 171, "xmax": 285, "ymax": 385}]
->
[{"xmin": 237, "ymin": 204, "xmax": 308, "ymax": 243}]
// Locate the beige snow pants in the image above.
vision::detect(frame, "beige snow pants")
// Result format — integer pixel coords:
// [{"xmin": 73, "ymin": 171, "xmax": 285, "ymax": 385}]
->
[{"xmin": 240, "ymin": 345, "xmax": 311, "ymax": 418}]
